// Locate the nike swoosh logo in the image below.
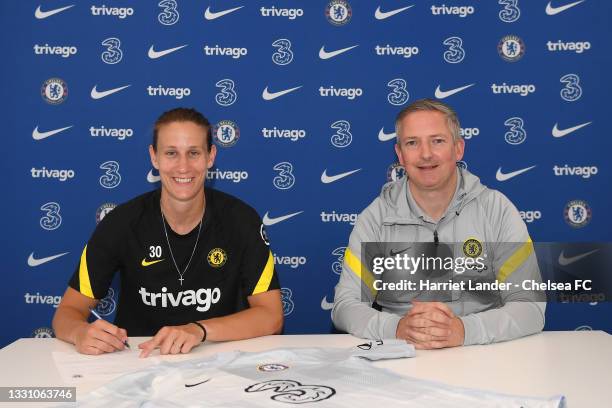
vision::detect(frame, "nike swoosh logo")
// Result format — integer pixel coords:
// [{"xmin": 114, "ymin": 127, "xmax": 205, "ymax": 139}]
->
[
  {"xmin": 148, "ymin": 44, "xmax": 188, "ymax": 59},
  {"xmin": 495, "ymin": 165, "xmax": 536, "ymax": 181},
  {"xmin": 91, "ymin": 84, "xmax": 131, "ymax": 100},
  {"xmin": 147, "ymin": 169, "xmax": 161, "ymax": 183},
  {"xmin": 552, "ymin": 121, "xmax": 592, "ymax": 138},
  {"xmin": 321, "ymin": 296, "xmax": 334, "ymax": 311},
  {"xmin": 262, "ymin": 211, "xmax": 303, "ymax": 226},
  {"xmin": 389, "ymin": 247, "xmax": 411, "ymax": 257},
  {"xmin": 321, "ymin": 168, "xmax": 361, "ymax": 184},
  {"xmin": 204, "ymin": 6, "xmax": 243, "ymax": 20},
  {"xmin": 558, "ymin": 249, "xmax": 598, "ymax": 266},
  {"xmin": 28, "ymin": 252, "xmax": 69, "ymax": 267},
  {"xmin": 35, "ymin": 4, "xmax": 75, "ymax": 19},
  {"xmin": 375, "ymin": 5, "xmax": 414, "ymax": 20},
  {"xmin": 545, "ymin": 0, "xmax": 585, "ymax": 15},
  {"xmin": 32, "ymin": 125, "xmax": 73, "ymax": 140},
  {"xmin": 185, "ymin": 379, "xmax": 211, "ymax": 388},
  {"xmin": 319, "ymin": 44, "xmax": 359, "ymax": 60},
  {"xmin": 378, "ymin": 128, "xmax": 396, "ymax": 142},
  {"xmin": 262, "ymin": 86, "xmax": 302, "ymax": 101},
  {"xmin": 141, "ymin": 258, "xmax": 164, "ymax": 267},
  {"xmin": 434, "ymin": 83, "xmax": 475, "ymax": 99}
]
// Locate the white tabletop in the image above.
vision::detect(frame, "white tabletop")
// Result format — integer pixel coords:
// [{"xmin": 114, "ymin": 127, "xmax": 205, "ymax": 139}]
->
[{"xmin": 0, "ymin": 331, "xmax": 610, "ymax": 406}]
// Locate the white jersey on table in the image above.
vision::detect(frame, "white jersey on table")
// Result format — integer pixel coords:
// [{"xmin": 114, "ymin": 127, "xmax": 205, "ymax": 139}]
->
[{"xmin": 75, "ymin": 340, "xmax": 565, "ymax": 407}]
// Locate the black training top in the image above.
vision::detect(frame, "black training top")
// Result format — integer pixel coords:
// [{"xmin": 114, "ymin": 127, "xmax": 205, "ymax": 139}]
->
[{"xmin": 69, "ymin": 188, "xmax": 279, "ymax": 336}]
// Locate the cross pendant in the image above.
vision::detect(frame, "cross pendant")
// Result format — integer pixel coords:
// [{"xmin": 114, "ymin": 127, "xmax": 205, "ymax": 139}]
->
[{"xmin": 178, "ymin": 276, "xmax": 184, "ymax": 286}]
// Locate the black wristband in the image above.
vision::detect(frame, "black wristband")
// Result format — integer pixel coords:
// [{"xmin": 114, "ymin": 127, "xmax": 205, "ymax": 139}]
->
[{"xmin": 191, "ymin": 321, "xmax": 207, "ymax": 342}]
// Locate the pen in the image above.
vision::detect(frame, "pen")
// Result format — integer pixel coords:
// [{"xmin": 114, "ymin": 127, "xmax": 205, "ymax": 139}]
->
[{"xmin": 89, "ymin": 307, "xmax": 131, "ymax": 349}]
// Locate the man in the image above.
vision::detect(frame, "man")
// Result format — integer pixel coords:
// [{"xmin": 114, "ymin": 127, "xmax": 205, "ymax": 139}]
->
[
  {"xmin": 332, "ymin": 99, "xmax": 545, "ymax": 348},
  {"xmin": 53, "ymin": 108, "xmax": 283, "ymax": 356}
]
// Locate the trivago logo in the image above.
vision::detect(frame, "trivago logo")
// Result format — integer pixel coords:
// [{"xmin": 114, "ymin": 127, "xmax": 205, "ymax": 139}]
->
[
  {"xmin": 24, "ymin": 292, "xmax": 62, "ymax": 308},
  {"xmin": 320, "ymin": 211, "xmax": 358, "ymax": 225},
  {"xmin": 139, "ymin": 287, "xmax": 220, "ymax": 312},
  {"xmin": 31, "ymin": 167, "xmax": 75, "ymax": 181},
  {"xmin": 33, "ymin": 44, "xmax": 77, "ymax": 58},
  {"xmin": 90, "ymin": 4, "xmax": 134, "ymax": 18},
  {"xmin": 273, "ymin": 254, "xmax": 307, "ymax": 269},
  {"xmin": 206, "ymin": 168, "xmax": 248, "ymax": 183}
]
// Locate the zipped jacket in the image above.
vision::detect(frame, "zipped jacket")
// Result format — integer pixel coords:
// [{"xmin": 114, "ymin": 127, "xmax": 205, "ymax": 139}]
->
[{"xmin": 332, "ymin": 168, "xmax": 545, "ymax": 345}]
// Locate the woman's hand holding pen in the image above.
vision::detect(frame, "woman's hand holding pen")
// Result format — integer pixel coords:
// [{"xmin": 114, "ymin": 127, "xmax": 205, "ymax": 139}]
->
[{"xmin": 73, "ymin": 319, "xmax": 129, "ymax": 355}]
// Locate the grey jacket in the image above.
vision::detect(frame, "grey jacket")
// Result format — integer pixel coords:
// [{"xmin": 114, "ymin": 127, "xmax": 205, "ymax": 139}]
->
[{"xmin": 332, "ymin": 168, "xmax": 546, "ymax": 345}]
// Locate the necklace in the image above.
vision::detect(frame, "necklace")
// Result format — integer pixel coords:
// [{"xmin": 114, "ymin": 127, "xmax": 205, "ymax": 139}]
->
[{"xmin": 160, "ymin": 209, "xmax": 204, "ymax": 286}]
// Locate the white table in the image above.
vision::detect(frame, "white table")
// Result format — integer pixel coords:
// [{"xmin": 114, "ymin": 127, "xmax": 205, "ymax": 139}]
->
[{"xmin": 0, "ymin": 331, "xmax": 610, "ymax": 406}]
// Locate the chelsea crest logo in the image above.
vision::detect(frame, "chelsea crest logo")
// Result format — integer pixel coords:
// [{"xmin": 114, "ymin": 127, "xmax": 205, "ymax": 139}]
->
[
  {"xmin": 326, "ymin": 1, "xmax": 351, "ymax": 26},
  {"xmin": 498, "ymin": 35, "xmax": 525, "ymax": 62},
  {"xmin": 213, "ymin": 120, "xmax": 240, "ymax": 148},
  {"xmin": 41, "ymin": 78, "xmax": 68, "ymax": 105}
]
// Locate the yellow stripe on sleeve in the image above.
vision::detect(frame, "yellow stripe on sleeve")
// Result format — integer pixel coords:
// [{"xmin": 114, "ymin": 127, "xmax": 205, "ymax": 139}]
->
[
  {"xmin": 78, "ymin": 245, "xmax": 95, "ymax": 299},
  {"xmin": 498, "ymin": 238, "xmax": 534, "ymax": 282},
  {"xmin": 252, "ymin": 251, "xmax": 274, "ymax": 295},
  {"xmin": 344, "ymin": 248, "xmax": 377, "ymax": 296}
]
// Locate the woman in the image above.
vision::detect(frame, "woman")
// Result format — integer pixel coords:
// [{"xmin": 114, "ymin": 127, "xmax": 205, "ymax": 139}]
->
[{"xmin": 52, "ymin": 108, "xmax": 283, "ymax": 357}]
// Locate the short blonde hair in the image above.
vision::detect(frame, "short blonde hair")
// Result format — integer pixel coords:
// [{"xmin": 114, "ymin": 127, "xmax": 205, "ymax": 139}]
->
[{"xmin": 395, "ymin": 98, "xmax": 461, "ymax": 142}]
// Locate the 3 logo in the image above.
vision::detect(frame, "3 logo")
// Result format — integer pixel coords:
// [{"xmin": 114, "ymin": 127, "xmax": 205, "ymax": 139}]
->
[
  {"xmin": 245, "ymin": 380, "xmax": 335, "ymax": 403},
  {"xmin": 281, "ymin": 288, "xmax": 294, "ymax": 316},
  {"xmin": 101, "ymin": 37, "xmax": 122, "ymax": 64},
  {"xmin": 158, "ymin": 0, "xmax": 179, "ymax": 25},
  {"xmin": 498, "ymin": 0, "xmax": 520, "ymax": 22},
  {"xmin": 560, "ymin": 74, "xmax": 582, "ymax": 102},
  {"xmin": 272, "ymin": 39, "xmax": 293, "ymax": 65},
  {"xmin": 99, "ymin": 161, "xmax": 121, "ymax": 189},
  {"xmin": 273, "ymin": 162, "xmax": 295, "ymax": 190},
  {"xmin": 504, "ymin": 117, "xmax": 527, "ymax": 145},
  {"xmin": 387, "ymin": 78, "xmax": 409, "ymax": 106},
  {"xmin": 330, "ymin": 120, "xmax": 352, "ymax": 148},
  {"xmin": 331, "ymin": 247, "xmax": 346, "ymax": 275},
  {"xmin": 95, "ymin": 288, "xmax": 117, "ymax": 316},
  {"xmin": 40, "ymin": 202, "xmax": 62, "ymax": 231},
  {"xmin": 215, "ymin": 79, "xmax": 237, "ymax": 106},
  {"xmin": 443, "ymin": 37, "xmax": 465, "ymax": 63}
]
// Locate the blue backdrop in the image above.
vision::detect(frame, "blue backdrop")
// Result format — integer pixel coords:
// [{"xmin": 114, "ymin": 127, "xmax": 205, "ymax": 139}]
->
[{"xmin": 1, "ymin": 0, "xmax": 610, "ymax": 347}]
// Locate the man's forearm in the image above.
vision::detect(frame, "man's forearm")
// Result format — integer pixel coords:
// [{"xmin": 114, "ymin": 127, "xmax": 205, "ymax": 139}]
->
[
  {"xmin": 200, "ymin": 305, "xmax": 283, "ymax": 341},
  {"xmin": 461, "ymin": 301, "xmax": 545, "ymax": 345},
  {"xmin": 332, "ymin": 297, "xmax": 401, "ymax": 340}
]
